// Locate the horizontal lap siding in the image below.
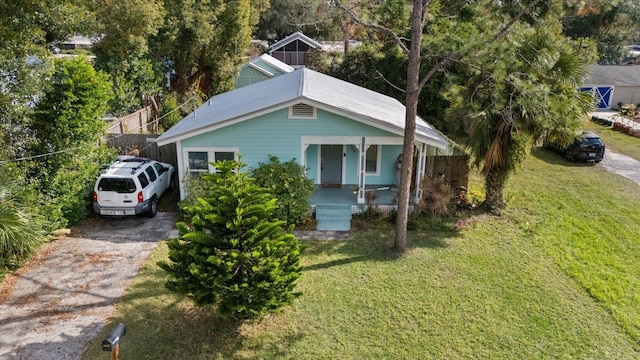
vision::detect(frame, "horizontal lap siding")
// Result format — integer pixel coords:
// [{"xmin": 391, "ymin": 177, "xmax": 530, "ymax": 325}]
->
[{"xmin": 180, "ymin": 108, "xmax": 397, "ymax": 173}]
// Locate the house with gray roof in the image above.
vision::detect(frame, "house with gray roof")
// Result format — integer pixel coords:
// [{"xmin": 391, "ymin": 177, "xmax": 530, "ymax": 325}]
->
[
  {"xmin": 156, "ymin": 67, "xmax": 454, "ymax": 211},
  {"xmin": 581, "ymin": 65, "xmax": 640, "ymax": 109},
  {"xmin": 235, "ymin": 54, "xmax": 294, "ymax": 88}
]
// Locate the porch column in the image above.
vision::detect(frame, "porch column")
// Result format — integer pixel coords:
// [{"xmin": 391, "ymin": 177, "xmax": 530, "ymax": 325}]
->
[
  {"xmin": 415, "ymin": 143, "xmax": 427, "ymax": 204},
  {"xmin": 300, "ymin": 142, "xmax": 311, "ymax": 172},
  {"xmin": 357, "ymin": 137, "xmax": 367, "ymax": 204}
]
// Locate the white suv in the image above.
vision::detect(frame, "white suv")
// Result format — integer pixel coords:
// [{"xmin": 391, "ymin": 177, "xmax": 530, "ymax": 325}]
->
[{"xmin": 93, "ymin": 156, "xmax": 176, "ymax": 217}]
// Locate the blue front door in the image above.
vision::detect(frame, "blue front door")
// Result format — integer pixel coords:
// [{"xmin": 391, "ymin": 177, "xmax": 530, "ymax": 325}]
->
[{"xmin": 321, "ymin": 145, "xmax": 342, "ymax": 185}]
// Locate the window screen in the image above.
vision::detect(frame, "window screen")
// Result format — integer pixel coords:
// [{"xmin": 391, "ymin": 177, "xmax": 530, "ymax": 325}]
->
[{"xmin": 366, "ymin": 145, "xmax": 378, "ymax": 173}]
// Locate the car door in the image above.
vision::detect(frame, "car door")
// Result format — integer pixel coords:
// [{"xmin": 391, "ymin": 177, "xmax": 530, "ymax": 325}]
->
[{"xmin": 152, "ymin": 163, "xmax": 169, "ymax": 194}]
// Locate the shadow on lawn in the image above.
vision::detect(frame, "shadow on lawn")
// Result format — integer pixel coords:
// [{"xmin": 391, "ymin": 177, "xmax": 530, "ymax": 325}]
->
[
  {"xmin": 301, "ymin": 214, "xmax": 461, "ymax": 272},
  {"xmin": 91, "ymin": 275, "xmax": 304, "ymax": 359}
]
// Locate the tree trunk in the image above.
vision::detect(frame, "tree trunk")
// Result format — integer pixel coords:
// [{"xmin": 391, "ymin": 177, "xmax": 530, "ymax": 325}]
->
[
  {"xmin": 394, "ymin": 0, "xmax": 427, "ymax": 253},
  {"xmin": 483, "ymin": 166, "xmax": 508, "ymax": 211}
]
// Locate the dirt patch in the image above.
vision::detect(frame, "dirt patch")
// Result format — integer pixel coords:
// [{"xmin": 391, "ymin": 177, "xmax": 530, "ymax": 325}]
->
[{"xmin": 0, "ymin": 212, "xmax": 177, "ymax": 359}]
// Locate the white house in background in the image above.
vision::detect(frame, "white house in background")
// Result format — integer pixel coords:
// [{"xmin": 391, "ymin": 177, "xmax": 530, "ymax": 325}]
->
[{"xmin": 581, "ymin": 64, "xmax": 640, "ymax": 109}]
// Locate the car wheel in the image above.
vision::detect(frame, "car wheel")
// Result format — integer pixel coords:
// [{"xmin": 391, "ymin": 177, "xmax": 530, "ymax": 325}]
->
[
  {"xmin": 146, "ymin": 198, "xmax": 157, "ymax": 218},
  {"xmin": 565, "ymin": 150, "xmax": 575, "ymax": 162},
  {"xmin": 168, "ymin": 174, "xmax": 176, "ymax": 192}
]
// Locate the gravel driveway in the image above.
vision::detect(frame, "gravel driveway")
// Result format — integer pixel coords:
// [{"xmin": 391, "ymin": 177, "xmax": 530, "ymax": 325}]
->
[{"xmin": 0, "ymin": 212, "xmax": 177, "ymax": 360}]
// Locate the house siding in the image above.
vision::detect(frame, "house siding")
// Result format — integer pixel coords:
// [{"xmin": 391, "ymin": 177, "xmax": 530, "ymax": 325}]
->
[
  {"xmin": 236, "ymin": 67, "xmax": 270, "ymax": 88},
  {"xmin": 180, "ymin": 108, "xmax": 400, "ymax": 185}
]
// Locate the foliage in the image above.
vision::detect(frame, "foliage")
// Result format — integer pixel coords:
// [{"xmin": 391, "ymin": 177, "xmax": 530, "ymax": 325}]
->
[
  {"xmin": 251, "ymin": 156, "xmax": 314, "ymax": 226},
  {"xmin": 93, "ymin": 51, "xmax": 166, "ymax": 116},
  {"xmin": 23, "ymin": 57, "xmax": 114, "ymax": 229},
  {"xmin": 562, "ymin": 1, "xmax": 640, "ymax": 64},
  {"xmin": 92, "ymin": 0, "xmax": 166, "ymax": 58},
  {"xmin": 254, "ymin": 0, "xmax": 339, "ymax": 40},
  {"xmin": 158, "ymin": 92, "xmax": 189, "ymax": 132},
  {"xmin": 445, "ymin": 18, "xmax": 593, "ymax": 209},
  {"xmin": 150, "ymin": 0, "xmax": 266, "ymax": 96},
  {"xmin": 0, "ymin": 185, "xmax": 46, "ymax": 270},
  {"xmin": 159, "ymin": 159, "xmax": 303, "ymax": 320}
]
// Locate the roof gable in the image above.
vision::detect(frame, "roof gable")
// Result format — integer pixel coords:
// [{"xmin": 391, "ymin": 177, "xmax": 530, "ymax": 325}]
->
[
  {"xmin": 269, "ymin": 32, "xmax": 323, "ymax": 51},
  {"xmin": 156, "ymin": 68, "xmax": 448, "ymax": 149}
]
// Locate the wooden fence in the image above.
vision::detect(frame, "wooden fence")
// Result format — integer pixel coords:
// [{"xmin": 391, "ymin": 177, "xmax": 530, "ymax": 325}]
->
[
  {"xmin": 105, "ymin": 134, "xmax": 177, "ymax": 168},
  {"xmin": 105, "ymin": 106, "xmax": 156, "ymax": 134},
  {"xmin": 425, "ymin": 154, "xmax": 469, "ymax": 189}
]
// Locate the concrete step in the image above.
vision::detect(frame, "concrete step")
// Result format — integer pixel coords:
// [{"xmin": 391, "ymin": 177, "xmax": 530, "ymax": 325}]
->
[{"xmin": 315, "ymin": 204, "xmax": 352, "ymax": 231}]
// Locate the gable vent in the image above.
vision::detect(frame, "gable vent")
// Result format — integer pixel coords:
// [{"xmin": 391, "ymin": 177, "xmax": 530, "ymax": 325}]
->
[{"xmin": 289, "ymin": 103, "xmax": 316, "ymax": 119}]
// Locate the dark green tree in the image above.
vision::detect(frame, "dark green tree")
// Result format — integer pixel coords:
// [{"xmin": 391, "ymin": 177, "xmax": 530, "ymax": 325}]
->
[
  {"xmin": 151, "ymin": 0, "xmax": 268, "ymax": 96},
  {"xmin": 27, "ymin": 57, "xmax": 114, "ymax": 229},
  {"xmin": 159, "ymin": 159, "xmax": 303, "ymax": 320},
  {"xmin": 445, "ymin": 19, "xmax": 593, "ymax": 210},
  {"xmin": 251, "ymin": 155, "xmax": 314, "ymax": 226}
]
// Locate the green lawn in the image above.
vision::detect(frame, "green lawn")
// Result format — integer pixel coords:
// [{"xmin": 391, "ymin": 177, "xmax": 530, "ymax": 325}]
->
[{"xmin": 83, "ymin": 135, "xmax": 640, "ymax": 359}]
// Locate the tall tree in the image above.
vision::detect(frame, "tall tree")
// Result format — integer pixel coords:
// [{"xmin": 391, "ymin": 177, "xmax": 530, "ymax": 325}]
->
[
  {"xmin": 337, "ymin": 0, "xmax": 558, "ymax": 252},
  {"xmin": 562, "ymin": 0, "xmax": 640, "ymax": 64},
  {"xmin": 151, "ymin": 0, "xmax": 268, "ymax": 96},
  {"xmin": 446, "ymin": 19, "xmax": 593, "ymax": 209},
  {"xmin": 27, "ymin": 57, "xmax": 114, "ymax": 228}
]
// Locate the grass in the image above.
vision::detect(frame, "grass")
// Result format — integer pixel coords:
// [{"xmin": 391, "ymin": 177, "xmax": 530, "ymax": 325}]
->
[
  {"xmin": 585, "ymin": 118, "xmax": 640, "ymax": 159},
  {"xmin": 84, "ymin": 136, "xmax": 640, "ymax": 359}
]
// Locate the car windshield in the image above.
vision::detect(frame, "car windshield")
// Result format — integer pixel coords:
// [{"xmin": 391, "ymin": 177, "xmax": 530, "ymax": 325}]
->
[
  {"xmin": 583, "ymin": 137, "xmax": 604, "ymax": 146},
  {"xmin": 98, "ymin": 178, "xmax": 136, "ymax": 193}
]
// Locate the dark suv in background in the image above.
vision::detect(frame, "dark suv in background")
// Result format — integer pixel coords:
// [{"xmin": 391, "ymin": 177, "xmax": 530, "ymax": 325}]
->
[{"xmin": 544, "ymin": 130, "xmax": 605, "ymax": 164}]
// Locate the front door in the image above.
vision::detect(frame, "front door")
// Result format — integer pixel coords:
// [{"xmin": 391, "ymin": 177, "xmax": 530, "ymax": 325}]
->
[{"xmin": 321, "ymin": 145, "xmax": 343, "ymax": 185}]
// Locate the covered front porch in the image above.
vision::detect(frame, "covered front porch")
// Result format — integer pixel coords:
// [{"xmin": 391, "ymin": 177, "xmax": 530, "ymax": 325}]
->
[{"xmin": 310, "ymin": 184, "xmax": 412, "ymax": 214}]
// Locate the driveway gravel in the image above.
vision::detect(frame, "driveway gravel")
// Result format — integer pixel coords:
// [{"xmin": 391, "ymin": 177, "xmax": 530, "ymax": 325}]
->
[{"xmin": 0, "ymin": 212, "xmax": 177, "ymax": 360}]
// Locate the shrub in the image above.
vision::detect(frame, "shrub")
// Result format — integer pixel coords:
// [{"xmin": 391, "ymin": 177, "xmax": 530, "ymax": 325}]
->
[
  {"xmin": 418, "ymin": 175, "xmax": 454, "ymax": 217},
  {"xmin": 158, "ymin": 159, "xmax": 303, "ymax": 320},
  {"xmin": 251, "ymin": 156, "xmax": 314, "ymax": 226},
  {"xmin": 0, "ymin": 185, "xmax": 47, "ymax": 270}
]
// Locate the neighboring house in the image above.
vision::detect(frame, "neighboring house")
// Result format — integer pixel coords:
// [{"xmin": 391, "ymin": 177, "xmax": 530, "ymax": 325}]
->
[
  {"xmin": 155, "ymin": 68, "xmax": 454, "ymax": 206},
  {"xmin": 581, "ymin": 64, "xmax": 640, "ymax": 109},
  {"xmin": 269, "ymin": 32, "xmax": 323, "ymax": 67},
  {"xmin": 235, "ymin": 54, "xmax": 294, "ymax": 88}
]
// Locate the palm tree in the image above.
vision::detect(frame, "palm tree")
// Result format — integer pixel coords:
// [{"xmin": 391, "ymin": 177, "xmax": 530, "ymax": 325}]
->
[
  {"xmin": 0, "ymin": 185, "xmax": 46, "ymax": 270},
  {"xmin": 446, "ymin": 19, "xmax": 593, "ymax": 210}
]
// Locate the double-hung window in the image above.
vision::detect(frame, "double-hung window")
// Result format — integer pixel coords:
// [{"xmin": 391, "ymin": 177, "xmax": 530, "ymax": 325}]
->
[
  {"xmin": 365, "ymin": 145, "xmax": 380, "ymax": 175},
  {"xmin": 185, "ymin": 147, "xmax": 238, "ymax": 174}
]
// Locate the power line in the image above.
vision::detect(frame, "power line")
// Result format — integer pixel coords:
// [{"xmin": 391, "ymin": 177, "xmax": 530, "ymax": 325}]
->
[
  {"xmin": 0, "ymin": 95, "xmax": 197, "ymax": 165},
  {"xmin": 0, "ymin": 146, "xmax": 85, "ymax": 165}
]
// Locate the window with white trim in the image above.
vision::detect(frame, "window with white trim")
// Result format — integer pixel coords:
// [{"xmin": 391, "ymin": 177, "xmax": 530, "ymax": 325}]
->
[
  {"xmin": 187, "ymin": 151, "xmax": 209, "ymax": 174},
  {"xmin": 365, "ymin": 145, "xmax": 380, "ymax": 174},
  {"xmin": 289, "ymin": 103, "xmax": 316, "ymax": 119},
  {"xmin": 185, "ymin": 148, "xmax": 238, "ymax": 174}
]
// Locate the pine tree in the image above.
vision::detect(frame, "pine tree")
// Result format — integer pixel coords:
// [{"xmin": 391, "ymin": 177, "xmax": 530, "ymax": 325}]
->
[{"xmin": 158, "ymin": 159, "xmax": 302, "ymax": 320}]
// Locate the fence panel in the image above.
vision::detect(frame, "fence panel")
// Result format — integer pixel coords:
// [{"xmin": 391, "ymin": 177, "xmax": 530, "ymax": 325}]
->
[
  {"xmin": 105, "ymin": 134, "xmax": 177, "ymax": 168},
  {"xmin": 425, "ymin": 155, "xmax": 469, "ymax": 189}
]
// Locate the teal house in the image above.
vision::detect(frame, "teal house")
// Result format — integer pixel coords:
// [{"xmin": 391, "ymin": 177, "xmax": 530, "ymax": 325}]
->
[
  {"xmin": 155, "ymin": 68, "xmax": 452, "ymax": 210},
  {"xmin": 235, "ymin": 54, "xmax": 293, "ymax": 88}
]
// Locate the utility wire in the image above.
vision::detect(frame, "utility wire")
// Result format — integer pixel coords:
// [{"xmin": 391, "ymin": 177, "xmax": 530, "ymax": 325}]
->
[{"xmin": 0, "ymin": 95, "xmax": 197, "ymax": 165}]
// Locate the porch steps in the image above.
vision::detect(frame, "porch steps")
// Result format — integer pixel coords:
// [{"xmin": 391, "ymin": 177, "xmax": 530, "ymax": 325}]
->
[{"xmin": 315, "ymin": 204, "xmax": 352, "ymax": 231}]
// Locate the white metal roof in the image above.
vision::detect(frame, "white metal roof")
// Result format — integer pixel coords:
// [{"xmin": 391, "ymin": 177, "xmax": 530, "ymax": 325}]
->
[
  {"xmin": 155, "ymin": 68, "xmax": 448, "ymax": 149},
  {"xmin": 254, "ymin": 54, "xmax": 294, "ymax": 73}
]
